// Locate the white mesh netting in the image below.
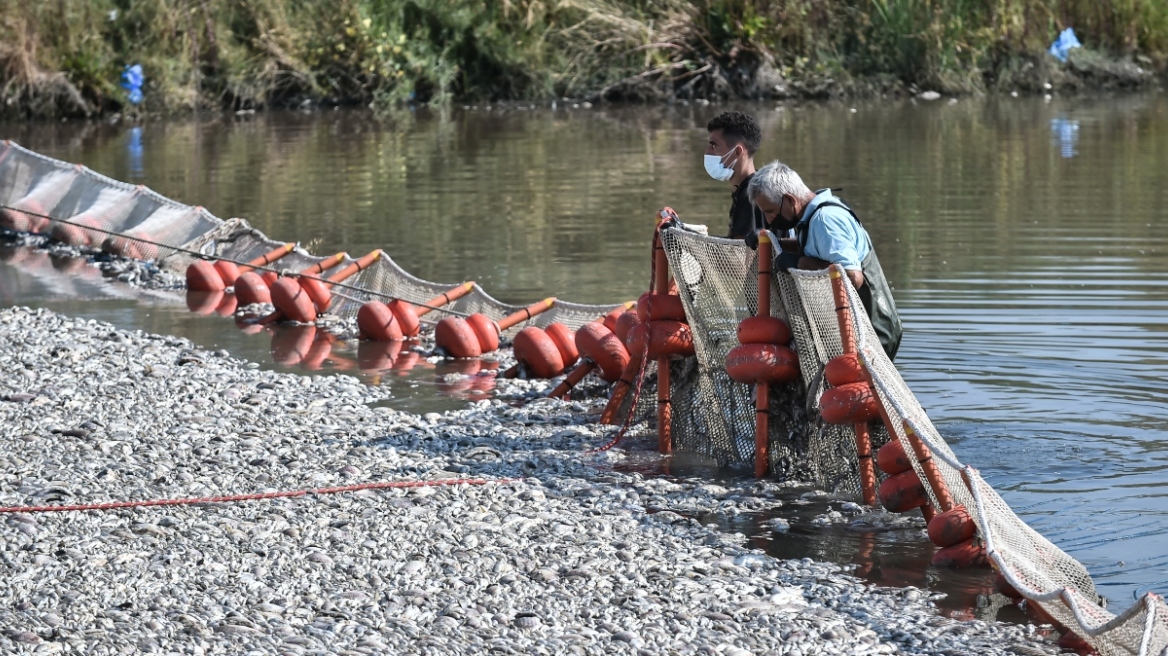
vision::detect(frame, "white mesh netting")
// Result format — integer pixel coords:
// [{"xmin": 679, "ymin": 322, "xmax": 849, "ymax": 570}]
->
[
  {"xmin": 0, "ymin": 140, "xmax": 616, "ymax": 331},
  {"xmin": 654, "ymin": 224, "xmax": 1166, "ymax": 656}
]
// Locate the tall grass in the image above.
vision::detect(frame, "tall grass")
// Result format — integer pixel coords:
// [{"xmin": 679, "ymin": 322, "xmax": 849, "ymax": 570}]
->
[{"xmin": 1, "ymin": 0, "xmax": 1164, "ymax": 118}]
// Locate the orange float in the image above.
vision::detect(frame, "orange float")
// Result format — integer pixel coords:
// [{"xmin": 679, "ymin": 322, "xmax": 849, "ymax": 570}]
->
[
  {"xmin": 434, "ymin": 317, "xmax": 483, "ymax": 358},
  {"xmin": 214, "ymin": 260, "xmax": 241, "ymax": 287},
  {"xmin": 467, "ymin": 314, "xmax": 499, "ymax": 353},
  {"xmin": 931, "ymin": 539, "xmax": 987, "ymax": 569},
  {"xmin": 602, "ymin": 306, "xmax": 623, "ymax": 333},
  {"xmin": 820, "ymin": 381, "xmax": 881, "ymax": 425},
  {"xmin": 299, "ymin": 276, "xmax": 332, "ymax": 312},
  {"xmin": 549, "ymin": 361, "xmax": 597, "ymax": 399},
  {"xmin": 876, "ymin": 439, "xmax": 913, "ymax": 475},
  {"xmin": 574, "ymin": 321, "xmax": 630, "ymax": 382},
  {"xmin": 545, "ymin": 323, "xmax": 578, "ymax": 368},
  {"xmin": 824, "ymin": 352, "xmax": 865, "ymax": 387},
  {"xmin": 636, "ymin": 292, "xmax": 686, "ymax": 323},
  {"xmin": 927, "ymin": 505, "xmax": 977, "ymax": 548},
  {"xmin": 614, "ymin": 309, "xmax": 639, "ymax": 343},
  {"xmin": 234, "ymin": 272, "xmax": 272, "ymax": 306},
  {"xmin": 735, "ymin": 315, "xmax": 792, "ymax": 346},
  {"xmin": 513, "ymin": 327, "xmax": 566, "ymax": 379},
  {"xmin": 725, "ymin": 343, "xmax": 799, "ymax": 385},
  {"xmin": 239, "ymin": 243, "xmax": 295, "ymax": 272},
  {"xmin": 625, "ymin": 320, "xmax": 694, "ymax": 359},
  {"xmin": 878, "ymin": 470, "xmax": 928, "ymax": 513},
  {"xmin": 357, "ymin": 302, "xmax": 404, "ymax": 342},
  {"xmin": 386, "ymin": 299, "xmax": 421, "ymax": 338},
  {"xmin": 269, "ymin": 277, "xmax": 317, "ymax": 323},
  {"xmin": 187, "ymin": 260, "xmax": 226, "ymax": 292}
]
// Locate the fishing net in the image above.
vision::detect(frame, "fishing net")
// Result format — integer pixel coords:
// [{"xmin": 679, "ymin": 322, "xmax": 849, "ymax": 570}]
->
[
  {"xmin": 0, "ymin": 140, "xmax": 615, "ymax": 331},
  {"xmin": 652, "ymin": 223, "xmax": 1168, "ymax": 656}
]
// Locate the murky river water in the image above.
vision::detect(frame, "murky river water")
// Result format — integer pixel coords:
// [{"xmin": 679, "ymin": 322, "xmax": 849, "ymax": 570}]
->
[{"xmin": 2, "ymin": 94, "xmax": 1167, "ymax": 618}]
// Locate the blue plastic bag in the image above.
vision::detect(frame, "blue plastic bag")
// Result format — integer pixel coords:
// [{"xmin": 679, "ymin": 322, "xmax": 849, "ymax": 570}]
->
[
  {"xmin": 120, "ymin": 64, "xmax": 144, "ymax": 105},
  {"xmin": 1049, "ymin": 28, "xmax": 1081, "ymax": 63}
]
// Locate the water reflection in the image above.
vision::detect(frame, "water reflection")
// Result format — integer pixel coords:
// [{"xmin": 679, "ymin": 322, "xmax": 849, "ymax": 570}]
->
[{"xmin": 1050, "ymin": 117, "xmax": 1080, "ymax": 158}]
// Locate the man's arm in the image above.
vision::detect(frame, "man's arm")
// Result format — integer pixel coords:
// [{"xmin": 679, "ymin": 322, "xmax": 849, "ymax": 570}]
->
[
  {"xmin": 795, "ymin": 255, "xmax": 865, "ymax": 288},
  {"xmin": 803, "ymin": 209, "xmax": 867, "ymax": 289}
]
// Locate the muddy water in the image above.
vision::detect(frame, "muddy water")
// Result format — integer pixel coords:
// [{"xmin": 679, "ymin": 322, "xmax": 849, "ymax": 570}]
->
[{"xmin": 2, "ymin": 94, "xmax": 1168, "ymax": 614}]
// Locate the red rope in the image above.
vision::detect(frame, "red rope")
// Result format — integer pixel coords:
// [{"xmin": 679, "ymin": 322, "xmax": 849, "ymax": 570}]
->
[
  {"xmin": 0, "ymin": 478, "xmax": 515, "ymax": 514},
  {"xmin": 588, "ymin": 338, "xmax": 652, "ymax": 454}
]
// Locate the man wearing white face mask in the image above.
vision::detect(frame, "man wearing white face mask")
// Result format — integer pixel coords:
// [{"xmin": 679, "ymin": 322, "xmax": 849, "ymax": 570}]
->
[{"xmin": 705, "ymin": 112, "xmax": 765, "ymax": 240}]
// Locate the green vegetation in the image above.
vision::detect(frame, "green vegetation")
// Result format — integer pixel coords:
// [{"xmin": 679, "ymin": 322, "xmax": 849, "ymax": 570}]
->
[{"xmin": 2, "ymin": 0, "xmax": 1165, "ymax": 117}]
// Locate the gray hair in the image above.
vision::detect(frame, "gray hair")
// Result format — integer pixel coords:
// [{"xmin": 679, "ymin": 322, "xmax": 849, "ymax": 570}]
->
[{"xmin": 748, "ymin": 161, "xmax": 812, "ymax": 204}]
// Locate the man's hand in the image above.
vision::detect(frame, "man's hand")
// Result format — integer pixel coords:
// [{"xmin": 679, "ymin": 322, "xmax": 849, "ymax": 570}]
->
[{"xmin": 744, "ymin": 231, "xmax": 759, "ymax": 250}]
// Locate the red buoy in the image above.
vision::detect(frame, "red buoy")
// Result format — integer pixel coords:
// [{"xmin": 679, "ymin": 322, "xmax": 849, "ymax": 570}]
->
[
  {"xmin": 931, "ymin": 538, "xmax": 987, "ymax": 569},
  {"xmin": 575, "ymin": 321, "xmax": 630, "ymax": 382},
  {"xmin": 736, "ymin": 315, "xmax": 792, "ymax": 345},
  {"xmin": 876, "ymin": 439, "xmax": 913, "ymax": 475},
  {"xmin": 545, "ymin": 323, "xmax": 578, "ymax": 368},
  {"xmin": 234, "ymin": 272, "xmax": 272, "ymax": 306},
  {"xmin": 435, "ymin": 316, "xmax": 483, "ymax": 358},
  {"xmin": 214, "ymin": 260, "xmax": 241, "ymax": 287},
  {"xmin": 262, "ymin": 270, "xmax": 279, "ymax": 287},
  {"xmin": 820, "ymin": 381, "xmax": 881, "ymax": 425},
  {"xmin": 927, "ymin": 505, "xmax": 977, "ymax": 548},
  {"xmin": 825, "ymin": 352, "xmax": 865, "ymax": 387},
  {"xmin": 187, "ymin": 260, "xmax": 226, "ymax": 292},
  {"xmin": 387, "ymin": 299, "xmax": 420, "ymax": 338},
  {"xmin": 299, "ymin": 276, "xmax": 332, "ymax": 312},
  {"xmin": 636, "ymin": 292, "xmax": 686, "ymax": 323},
  {"xmin": 513, "ymin": 327, "xmax": 566, "ymax": 379},
  {"xmin": 614, "ymin": 310, "xmax": 639, "ymax": 343},
  {"xmin": 725, "ymin": 343, "xmax": 800, "ymax": 385},
  {"xmin": 878, "ymin": 470, "xmax": 928, "ymax": 513},
  {"xmin": 357, "ymin": 302, "xmax": 403, "ymax": 342},
  {"xmin": 602, "ymin": 306, "xmax": 624, "ymax": 333},
  {"xmin": 270, "ymin": 277, "xmax": 317, "ymax": 323},
  {"xmin": 626, "ymin": 320, "xmax": 695, "ymax": 359},
  {"xmin": 467, "ymin": 313, "xmax": 499, "ymax": 353},
  {"xmin": 0, "ymin": 207, "xmax": 31, "ymax": 232}
]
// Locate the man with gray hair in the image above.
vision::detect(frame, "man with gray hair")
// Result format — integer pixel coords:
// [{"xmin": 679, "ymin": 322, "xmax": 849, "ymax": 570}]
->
[{"xmin": 747, "ymin": 161, "xmax": 903, "ymax": 359}]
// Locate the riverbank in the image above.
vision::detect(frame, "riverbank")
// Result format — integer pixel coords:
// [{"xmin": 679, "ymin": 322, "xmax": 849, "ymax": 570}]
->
[
  {"xmin": 1, "ymin": 0, "xmax": 1165, "ymax": 118},
  {"xmin": 0, "ymin": 305, "xmax": 1058, "ymax": 654}
]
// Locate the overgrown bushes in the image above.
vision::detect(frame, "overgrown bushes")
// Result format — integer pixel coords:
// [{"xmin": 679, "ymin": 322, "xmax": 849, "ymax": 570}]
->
[{"xmin": 1, "ymin": 0, "xmax": 1165, "ymax": 118}]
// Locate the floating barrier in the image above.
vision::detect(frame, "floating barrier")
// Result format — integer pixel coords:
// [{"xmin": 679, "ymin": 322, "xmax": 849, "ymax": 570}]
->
[{"xmin": 2, "ymin": 141, "xmax": 1163, "ymax": 656}]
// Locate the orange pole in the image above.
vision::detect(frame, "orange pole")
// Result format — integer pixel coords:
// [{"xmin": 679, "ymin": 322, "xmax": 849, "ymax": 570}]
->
[
  {"xmin": 600, "ymin": 355, "xmax": 641, "ymax": 425},
  {"xmin": 903, "ymin": 422, "xmax": 955, "ymax": 513},
  {"xmin": 327, "ymin": 250, "xmax": 382, "ymax": 285},
  {"xmin": 300, "ymin": 252, "xmax": 347, "ymax": 277},
  {"xmin": 416, "ymin": 282, "xmax": 476, "ymax": 317},
  {"xmin": 654, "ymin": 228, "xmax": 672, "ymax": 455},
  {"xmin": 754, "ymin": 233, "xmax": 772, "ymax": 478},
  {"xmin": 497, "ymin": 298, "xmax": 556, "ymax": 331},
  {"xmin": 242, "ymin": 243, "xmax": 295, "ymax": 272},
  {"xmin": 830, "ymin": 266, "xmax": 878, "ymax": 505},
  {"xmin": 550, "ymin": 361, "xmax": 597, "ymax": 399}
]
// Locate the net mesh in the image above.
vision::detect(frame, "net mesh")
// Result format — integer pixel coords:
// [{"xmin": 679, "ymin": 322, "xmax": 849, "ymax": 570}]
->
[
  {"xmin": 3, "ymin": 140, "xmax": 1166, "ymax": 656},
  {"xmin": 654, "ymin": 224, "xmax": 1167, "ymax": 656},
  {"xmin": 0, "ymin": 141, "xmax": 615, "ymax": 330}
]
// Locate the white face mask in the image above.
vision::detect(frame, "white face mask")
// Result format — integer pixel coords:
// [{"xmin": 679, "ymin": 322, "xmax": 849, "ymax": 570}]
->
[{"xmin": 704, "ymin": 152, "xmax": 737, "ymax": 182}]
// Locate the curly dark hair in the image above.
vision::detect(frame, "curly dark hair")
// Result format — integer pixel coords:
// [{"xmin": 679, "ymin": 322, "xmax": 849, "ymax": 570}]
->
[{"xmin": 707, "ymin": 111, "xmax": 761, "ymax": 155}]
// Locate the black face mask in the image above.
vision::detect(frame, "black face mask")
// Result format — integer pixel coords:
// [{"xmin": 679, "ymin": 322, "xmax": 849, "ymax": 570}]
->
[{"xmin": 768, "ymin": 196, "xmax": 799, "ymax": 232}]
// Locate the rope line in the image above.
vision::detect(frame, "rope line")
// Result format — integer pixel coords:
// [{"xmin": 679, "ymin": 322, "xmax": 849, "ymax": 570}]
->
[
  {"xmin": 0, "ymin": 477, "xmax": 514, "ymax": 514},
  {"xmin": 0, "ymin": 204, "xmax": 476, "ymax": 319}
]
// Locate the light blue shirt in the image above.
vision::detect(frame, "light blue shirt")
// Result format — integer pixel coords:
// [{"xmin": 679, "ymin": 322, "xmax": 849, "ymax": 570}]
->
[{"xmin": 797, "ymin": 189, "xmax": 870, "ymax": 271}]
